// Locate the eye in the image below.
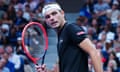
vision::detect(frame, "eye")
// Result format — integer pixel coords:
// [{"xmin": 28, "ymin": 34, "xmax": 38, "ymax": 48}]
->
[
  {"xmin": 45, "ymin": 15, "xmax": 50, "ymax": 19},
  {"xmin": 51, "ymin": 12, "xmax": 57, "ymax": 16}
]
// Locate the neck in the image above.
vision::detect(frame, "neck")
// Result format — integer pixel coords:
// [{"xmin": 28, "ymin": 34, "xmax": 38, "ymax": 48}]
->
[{"xmin": 55, "ymin": 20, "xmax": 66, "ymax": 32}]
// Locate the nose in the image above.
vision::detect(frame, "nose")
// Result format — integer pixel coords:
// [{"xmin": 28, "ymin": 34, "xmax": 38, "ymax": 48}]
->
[{"xmin": 49, "ymin": 15, "xmax": 54, "ymax": 21}]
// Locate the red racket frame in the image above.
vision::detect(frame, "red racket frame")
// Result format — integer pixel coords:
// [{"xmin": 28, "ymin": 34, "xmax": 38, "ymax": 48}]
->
[{"xmin": 22, "ymin": 22, "xmax": 48, "ymax": 64}]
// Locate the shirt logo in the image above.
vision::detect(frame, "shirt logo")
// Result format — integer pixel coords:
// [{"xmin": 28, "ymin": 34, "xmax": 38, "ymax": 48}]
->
[{"xmin": 76, "ymin": 31, "xmax": 85, "ymax": 35}]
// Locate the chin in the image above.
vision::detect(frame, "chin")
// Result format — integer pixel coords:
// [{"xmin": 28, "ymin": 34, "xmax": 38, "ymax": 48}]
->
[{"xmin": 52, "ymin": 25, "xmax": 59, "ymax": 28}]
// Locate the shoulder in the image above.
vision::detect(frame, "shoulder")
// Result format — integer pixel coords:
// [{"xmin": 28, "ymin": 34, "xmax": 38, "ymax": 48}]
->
[
  {"xmin": 65, "ymin": 23, "xmax": 84, "ymax": 31},
  {"xmin": 66, "ymin": 23, "xmax": 78, "ymax": 27}
]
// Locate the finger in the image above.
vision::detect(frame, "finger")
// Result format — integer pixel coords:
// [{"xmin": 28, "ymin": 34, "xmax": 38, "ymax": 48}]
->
[
  {"xmin": 41, "ymin": 64, "xmax": 47, "ymax": 70},
  {"xmin": 35, "ymin": 64, "xmax": 47, "ymax": 72},
  {"xmin": 37, "ymin": 68, "xmax": 44, "ymax": 72},
  {"xmin": 35, "ymin": 65, "xmax": 41, "ymax": 69},
  {"xmin": 42, "ymin": 64, "xmax": 46, "ymax": 68}
]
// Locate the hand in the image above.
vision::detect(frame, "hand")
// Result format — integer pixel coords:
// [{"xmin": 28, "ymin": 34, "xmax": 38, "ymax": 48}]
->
[
  {"xmin": 51, "ymin": 63, "xmax": 59, "ymax": 72},
  {"xmin": 35, "ymin": 64, "xmax": 47, "ymax": 72}
]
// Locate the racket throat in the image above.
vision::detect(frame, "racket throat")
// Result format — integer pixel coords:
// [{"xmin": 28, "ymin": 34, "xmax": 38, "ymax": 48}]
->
[{"xmin": 41, "ymin": 50, "xmax": 47, "ymax": 65}]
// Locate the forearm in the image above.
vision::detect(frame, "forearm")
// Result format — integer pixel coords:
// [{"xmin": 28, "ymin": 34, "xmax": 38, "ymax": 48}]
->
[{"xmin": 90, "ymin": 50, "xmax": 103, "ymax": 72}]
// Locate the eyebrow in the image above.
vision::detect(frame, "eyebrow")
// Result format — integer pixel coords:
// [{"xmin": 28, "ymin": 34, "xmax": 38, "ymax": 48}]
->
[{"xmin": 45, "ymin": 11, "xmax": 58, "ymax": 19}]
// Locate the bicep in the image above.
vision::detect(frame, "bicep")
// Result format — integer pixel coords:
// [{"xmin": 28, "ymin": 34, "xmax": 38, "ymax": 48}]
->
[{"xmin": 78, "ymin": 38, "xmax": 96, "ymax": 54}]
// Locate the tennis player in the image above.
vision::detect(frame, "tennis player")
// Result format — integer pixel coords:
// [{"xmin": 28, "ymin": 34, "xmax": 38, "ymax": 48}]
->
[{"xmin": 36, "ymin": 2, "xmax": 103, "ymax": 72}]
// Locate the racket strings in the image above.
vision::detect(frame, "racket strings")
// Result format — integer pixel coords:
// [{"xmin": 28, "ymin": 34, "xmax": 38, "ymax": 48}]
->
[{"xmin": 24, "ymin": 25, "xmax": 46, "ymax": 58}]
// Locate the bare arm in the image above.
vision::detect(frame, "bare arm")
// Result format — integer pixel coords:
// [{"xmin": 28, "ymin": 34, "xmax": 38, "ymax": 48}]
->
[{"xmin": 78, "ymin": 38, "xmax": 103, "ymax": 72}]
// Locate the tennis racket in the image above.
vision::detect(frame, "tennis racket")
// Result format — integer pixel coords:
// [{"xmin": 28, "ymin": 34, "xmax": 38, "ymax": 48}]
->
[{"xmin": 22, "ymin": 22, "xmax": 48, "ymax": 65}]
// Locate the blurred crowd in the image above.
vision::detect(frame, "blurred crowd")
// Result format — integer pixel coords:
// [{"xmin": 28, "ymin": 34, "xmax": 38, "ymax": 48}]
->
[
  {"xmin": 77, "ymin": 0, "xmax": 120, "ymax": 72},
  {"xmin": 0, "ymin": 0, "xmax": 48, "ymax": 72},
  {"xmin": 0, "ymin": 0, "xmax": 120, "ymax": 72}
]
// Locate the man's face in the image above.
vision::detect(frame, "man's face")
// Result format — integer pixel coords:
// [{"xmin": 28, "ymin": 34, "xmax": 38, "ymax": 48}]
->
[{"xmin": 44, "ymin": 9, "xmax": 65, "ymax": 29}]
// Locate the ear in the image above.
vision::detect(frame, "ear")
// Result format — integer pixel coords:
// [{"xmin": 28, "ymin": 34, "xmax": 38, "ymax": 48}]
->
[
  {"xmin": 60, "ymin": 10, "xmax": 65, "ymax": 16},
  {"xmin": 61, "ymin": 10, "xmax": 64, "ymax": 14}
]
